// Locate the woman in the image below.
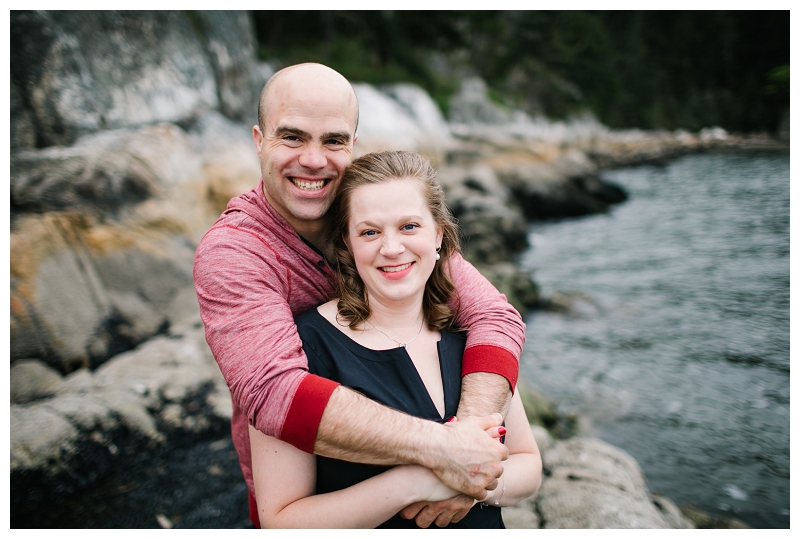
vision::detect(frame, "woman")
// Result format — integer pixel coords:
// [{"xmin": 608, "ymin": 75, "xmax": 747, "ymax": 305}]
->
[{"xmin": 249, "ymin": 151, "xmax": 541, "ymax": 528}]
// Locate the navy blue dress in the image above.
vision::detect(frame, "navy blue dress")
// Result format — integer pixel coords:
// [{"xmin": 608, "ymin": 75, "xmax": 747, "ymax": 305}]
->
[{"xmin": 294, "ymin": 308, "xmax": 504, "ymax": 529}]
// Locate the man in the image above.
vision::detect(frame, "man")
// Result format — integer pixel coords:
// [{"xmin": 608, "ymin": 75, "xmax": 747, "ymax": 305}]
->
[{"xmin": 193, "ymin": 63, "xmax": 526, "ymax": 528}]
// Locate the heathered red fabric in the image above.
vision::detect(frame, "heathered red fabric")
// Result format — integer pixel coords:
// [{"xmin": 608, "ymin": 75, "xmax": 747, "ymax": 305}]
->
[{"xmin": 193, "ymin": 180, "xmax": 526, "ymax": 509}]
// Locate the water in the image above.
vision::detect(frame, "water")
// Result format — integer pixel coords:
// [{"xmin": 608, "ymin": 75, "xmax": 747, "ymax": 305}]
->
[{"xmin": 519, "ymin": 153, "xmax": 790, "ymax": 528}]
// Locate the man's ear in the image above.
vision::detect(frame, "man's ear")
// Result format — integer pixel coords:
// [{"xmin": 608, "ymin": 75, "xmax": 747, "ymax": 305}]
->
[
  {"xmin": 352, "ymin": 133, "xmax": 358, "ymax": 148},
  {"xmin": 253, "ymin": 125, "xmax": 264, "ymax": 156}
]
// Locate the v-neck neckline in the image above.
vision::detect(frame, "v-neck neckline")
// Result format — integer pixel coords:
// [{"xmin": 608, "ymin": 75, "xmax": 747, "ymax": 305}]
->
[{"xmin": 311, "ymin": 308, "xmax": 454, "ymax": 420}]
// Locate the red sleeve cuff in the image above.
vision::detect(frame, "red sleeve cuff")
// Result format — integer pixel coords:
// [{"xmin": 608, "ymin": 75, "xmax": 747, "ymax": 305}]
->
[
  {"xmin": 461, "ymin": 344, "xmax": 519, "ymax": 393},
  {"xmin": 280, "ymin": 373, "xmax": 340, "ymax": 453}
]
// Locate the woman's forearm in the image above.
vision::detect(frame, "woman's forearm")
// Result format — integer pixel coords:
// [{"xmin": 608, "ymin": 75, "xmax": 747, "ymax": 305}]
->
[
  {"xmin": 259, "ymin": 465, "xmax": 453, "ymax": 529},
  {"xmin": 479, "ymin": 453, "xmax": 542, "ymax": 507},
  {"xmin": 480, "ymin": 391, "xmax": 543, "ymax": 507}
]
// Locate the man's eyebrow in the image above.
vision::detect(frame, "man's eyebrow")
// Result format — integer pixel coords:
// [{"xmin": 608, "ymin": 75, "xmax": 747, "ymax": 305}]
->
[
  {"xmin": 273, "ymin": 126, "xmax": 311, "ymax": 138},
  {"xmin": 272, "ymin": 126, "xmax": 351, "ymax": 143},
  {"xmin": 322, "ymin": 131, "xmax": 351, "ymax": 142}
]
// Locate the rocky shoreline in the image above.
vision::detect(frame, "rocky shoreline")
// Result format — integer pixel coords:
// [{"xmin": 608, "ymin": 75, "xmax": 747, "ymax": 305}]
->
[{"xmin": 11, "ymin": 11, "xmax": 785, "ymax": 529}]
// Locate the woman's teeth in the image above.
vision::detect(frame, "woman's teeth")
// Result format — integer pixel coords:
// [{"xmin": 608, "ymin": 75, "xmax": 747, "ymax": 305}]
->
[{"xmin": 380, "ymin": 262, "xmax": 413, "ymax": 273}]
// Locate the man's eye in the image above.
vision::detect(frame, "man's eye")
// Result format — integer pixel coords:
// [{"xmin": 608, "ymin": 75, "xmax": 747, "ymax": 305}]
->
[
  {"xmin": 327, "ymin": 139, "xmax": 344, "ymax": 145},
  {"xmin": 285, "ymin": 135, "xmax": 300, "ymax": 141}
]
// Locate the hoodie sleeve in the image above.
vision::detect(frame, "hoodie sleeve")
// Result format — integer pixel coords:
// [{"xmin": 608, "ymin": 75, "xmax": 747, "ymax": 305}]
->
[
  {"xmin": 193, "ymin": 220, "xmax": 339, "ymax": 453},
  {"xmin": 448, "ymin": 254, "xmax": 525, "ymax": 391}
]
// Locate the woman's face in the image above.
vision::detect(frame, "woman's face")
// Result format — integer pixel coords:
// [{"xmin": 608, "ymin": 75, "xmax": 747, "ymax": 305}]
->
[{"xmin": 346, "ymin": 177, "xmax": 443, "ymax": 311}]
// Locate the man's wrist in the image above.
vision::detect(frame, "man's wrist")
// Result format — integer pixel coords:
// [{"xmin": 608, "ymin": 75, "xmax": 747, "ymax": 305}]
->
[
  {"xmin": 411, "ymin": 421, "xmax": 449, "ymax": 472},
  {"xmin": 456, "ymin": 372, "xmax": 513, "ymax": 418}
]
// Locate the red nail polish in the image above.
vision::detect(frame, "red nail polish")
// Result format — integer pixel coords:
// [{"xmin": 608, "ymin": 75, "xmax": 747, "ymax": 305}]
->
[
  {"xmin": 498, "ymin": 427, "xmax": 507, "ymax": 436},
  {"xmin": 446, "ymin": 416, "xmax": 456, "ymax": 423}
]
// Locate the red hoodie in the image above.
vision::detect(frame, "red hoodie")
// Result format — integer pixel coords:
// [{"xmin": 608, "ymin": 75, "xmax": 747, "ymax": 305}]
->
[{"xmin": 193, "ymin": 181, "xmax": 525, "ymax": 506}]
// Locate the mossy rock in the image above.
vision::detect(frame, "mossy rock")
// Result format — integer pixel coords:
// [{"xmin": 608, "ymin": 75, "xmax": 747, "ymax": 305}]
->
[{"xmin": 517, "ymin": 380, "xmax": 578, "ymax": 440}]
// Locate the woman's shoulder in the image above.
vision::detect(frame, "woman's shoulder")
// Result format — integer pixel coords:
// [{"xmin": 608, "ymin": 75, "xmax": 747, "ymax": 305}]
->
[
  {"xmin": 440, "ymin": 327, "xmax": 467, "ymax": 350},
  {"xmin": 295, "ymin": 300, "xmax": 358, "ymax": 346},
  {"xmin": 315, "ymin": 300, "xmax": 339, "ymax": 322}
]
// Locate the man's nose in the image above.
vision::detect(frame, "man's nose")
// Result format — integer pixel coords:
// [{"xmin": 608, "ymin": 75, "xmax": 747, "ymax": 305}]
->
[{"xmin": 298, "ymin": 143, "xmax": 326, "ymax": 169}]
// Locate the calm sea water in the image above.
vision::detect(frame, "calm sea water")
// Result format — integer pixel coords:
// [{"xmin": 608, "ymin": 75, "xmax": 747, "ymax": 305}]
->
[{"xmin": 519, "ymin": 153, "xmax": 789, "ymax": 528}]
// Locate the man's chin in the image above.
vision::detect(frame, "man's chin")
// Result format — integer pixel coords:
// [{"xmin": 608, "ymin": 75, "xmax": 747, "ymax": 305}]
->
[{"xmin": 288, "ymin": 200, "xmax": 335, "ymax": 223}]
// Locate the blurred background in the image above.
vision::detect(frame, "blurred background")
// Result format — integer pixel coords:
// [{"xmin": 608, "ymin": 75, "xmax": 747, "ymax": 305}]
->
[
  {"xmin": 9, "ymin": 10, "xmax": 789, "ymax": 529},
  {"xmin": 252, "ymin": 10, "xmax": 789, "ymax": 134}
]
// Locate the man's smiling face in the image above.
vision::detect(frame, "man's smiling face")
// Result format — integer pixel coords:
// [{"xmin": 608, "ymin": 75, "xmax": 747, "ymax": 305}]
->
[{"xmin": 253, "ymin": 65, "xmax": 358, "ymax": 236}]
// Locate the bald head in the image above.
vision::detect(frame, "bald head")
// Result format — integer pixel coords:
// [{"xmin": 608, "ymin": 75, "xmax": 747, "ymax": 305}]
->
[{"xmin": 258, "ymin": 63, "xmax": 359, "ymax": 135}]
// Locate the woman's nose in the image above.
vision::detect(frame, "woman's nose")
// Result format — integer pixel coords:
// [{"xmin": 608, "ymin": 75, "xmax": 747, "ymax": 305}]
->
[{"xmin": 380, "ymin": 233, "xmax": 405, "ymax": 257}]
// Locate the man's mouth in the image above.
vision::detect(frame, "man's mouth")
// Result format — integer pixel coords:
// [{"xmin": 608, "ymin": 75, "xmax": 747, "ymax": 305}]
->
[
  {"xmin": 290, "ymin": 178, "xmax": 327, "ymax": 191},
  {"xmin": 379, "ymin": 262, "xmax": 413, "ymax": 273}
]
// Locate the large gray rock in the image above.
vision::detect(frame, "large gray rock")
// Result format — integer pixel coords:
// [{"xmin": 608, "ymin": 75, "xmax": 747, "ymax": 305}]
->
[
  {"xmin": 11, "ymin": 77, "xmax": 36, "ymax": 149},
  {"xmin": 494, "ymin": 150, "xmax": 625, "ymax": 220},
  {"xmin": 188, "ymin": 11, "xmax": 263, "ymax": 123},
  {"xmin": 353, "ymin": 83, "xmax": 453, "ymax": 162},
  {"xmin": 438, "ymin": 164, "xmax": 528, "ymax": 264},
  {"xmin": 10, "ymin": 210, "xmax": 197, "ymax": 372},
  {"xmin": 536, "ymin": 438, "xmax": 694, "ymax": 528},
  {"xmin": 186, "ymin": 110, "xmax": 261, "ymax": 214},
  {"xmin": 9, "ymin": 119, "xmax": 222, "ymax": 371},
  {"xmin": 11, "ymin": 11, "xmax": 218, "ymax": 147},
  {"xmin": 10, "ymin": 323, "xmax": 230, "ymax": 481},
  {"xmin": 436, "ymin": 164, "xmax": 537, "ymax": 313},
  {"xmin": 10, "ymin": 359, "xmax": 63, "ymax": 404},
  {"xmin": 381, "ymin": 83, "xmax": 455, "ymax": 160},
  {"xmin": 11, "ymin": 124, "xmax": 200, "ymax": 214},
  {"xmin": 353, "ymin": 83, "xmax": 427, "ymax": 156},
  {"xmin": 448, "ymin": 77, "xmax": 513, "ymax": 125}
]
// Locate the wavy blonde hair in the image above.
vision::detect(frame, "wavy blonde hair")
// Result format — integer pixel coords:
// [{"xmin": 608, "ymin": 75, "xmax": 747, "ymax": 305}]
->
[{"xmin": 331, "ymin": 150, "xmax": 461, "ymax": 331}]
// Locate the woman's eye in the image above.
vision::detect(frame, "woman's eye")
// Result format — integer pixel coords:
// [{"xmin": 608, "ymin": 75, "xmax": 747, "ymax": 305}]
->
[
  {"xmin": 361, "ymin": 230, "xmax": 377, "ymax": 237},
  {"xmin": 402, "ymin": 224, "xmax": 418, "ymax": 231}
]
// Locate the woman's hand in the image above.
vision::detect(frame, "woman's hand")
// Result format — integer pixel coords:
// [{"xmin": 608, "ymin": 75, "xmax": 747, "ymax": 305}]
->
[{"xmin": 401, "ymin": 465, "xmax": 460, "ymax": 502}]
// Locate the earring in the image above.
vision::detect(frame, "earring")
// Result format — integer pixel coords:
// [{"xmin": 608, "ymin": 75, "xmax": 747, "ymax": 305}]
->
[{"xmin": 435, "ymin": 245, "xmax": 441, "ymax": 261}]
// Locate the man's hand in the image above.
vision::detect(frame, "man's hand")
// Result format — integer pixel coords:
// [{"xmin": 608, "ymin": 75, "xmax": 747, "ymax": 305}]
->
[
  {"xmin": 400, "ymin": 494, "xmax": 475, "ymax": 528},
  {"xmin": 429, "ymin": 413, "xmax": 508, "ymax": 499}
]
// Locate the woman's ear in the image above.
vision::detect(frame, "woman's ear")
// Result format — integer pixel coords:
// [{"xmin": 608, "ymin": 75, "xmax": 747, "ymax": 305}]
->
[{"xmin": 436, "ymin": 227, "xmax": 444, "ymax": 249}]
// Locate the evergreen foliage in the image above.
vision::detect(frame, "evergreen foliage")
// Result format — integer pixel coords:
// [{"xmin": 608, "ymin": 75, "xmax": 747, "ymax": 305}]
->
[{"xmin": 252, "ymin": 11, "xmax": 788, "ymax": 133}]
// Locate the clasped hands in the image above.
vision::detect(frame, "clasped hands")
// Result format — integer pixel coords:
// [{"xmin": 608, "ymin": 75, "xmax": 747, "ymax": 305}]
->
[{"xmin": 400, "ymin": 413, "xmax": 508, "ymax": 528}]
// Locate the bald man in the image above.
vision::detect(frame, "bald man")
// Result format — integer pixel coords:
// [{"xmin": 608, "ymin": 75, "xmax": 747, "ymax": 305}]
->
[{"xmin": 194, "ymin": 63, "xmax": 526, "ymax": 528}]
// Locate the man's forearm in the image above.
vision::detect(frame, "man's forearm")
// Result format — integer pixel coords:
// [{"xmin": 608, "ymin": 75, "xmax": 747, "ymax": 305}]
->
[
  {"xmin": 456, "ymin": 372, "xmax": 512, "ymax": 419},
  {"xmin": 314, "ymin": 385, "xmax": 441, "ymax": 466},
  {"xmin": 314, "ymin": 385, "xmax": 508, "ymax": 499}
]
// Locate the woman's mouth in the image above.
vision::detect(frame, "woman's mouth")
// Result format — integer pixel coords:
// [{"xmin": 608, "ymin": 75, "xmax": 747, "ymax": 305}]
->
[{"xmin": 379, "ymin": 262, "xmax": 413, "ymax": 273}]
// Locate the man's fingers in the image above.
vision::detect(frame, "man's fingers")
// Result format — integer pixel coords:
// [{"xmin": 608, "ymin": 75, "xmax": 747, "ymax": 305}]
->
[
  {"xmin": 449, "ymin": 505, "xmax": 471, "ymax": 524},
  {"xmin": 414, "ymin": 506, "xmax": 438, "ymax": 528},
  {"xmin": 399, "ymin": 501, "xmax": 427, "ymax": 520},
  {"xmin": 410, "ymin": 495, "xmax": 475, "ymax": 528},
  {"xmin": 434, "ymin": 510, "xmax": 459, "ymax": 528},
  {"xmin": 470, "ymin": 412, "xmax": 503, "ymax": 430},
  {"xmin": 470, "ymin": 487, "xmax": 489, "ymax": 501}
]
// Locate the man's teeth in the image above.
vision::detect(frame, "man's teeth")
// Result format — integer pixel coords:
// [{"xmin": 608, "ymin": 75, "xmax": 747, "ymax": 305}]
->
[
  {"xmin": 381, "ymin": 262, "xmax": 413, "ymax": 273},
  {"xmin": 291, "ymin": 178, "xmax": 325, "ymax": 191}
]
